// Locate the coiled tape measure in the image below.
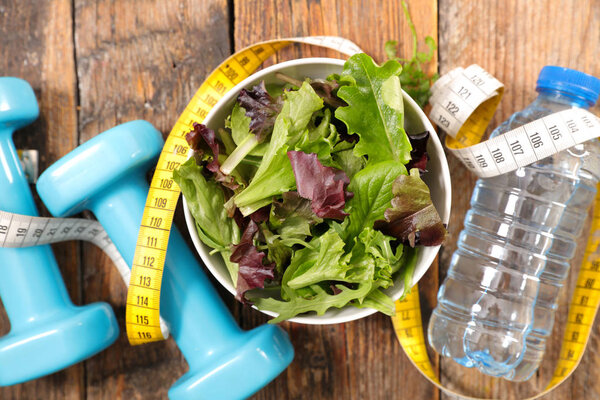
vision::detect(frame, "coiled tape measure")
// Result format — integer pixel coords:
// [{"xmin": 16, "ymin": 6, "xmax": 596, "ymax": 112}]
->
[
  {"xmin": 393, "ymin": 64, "xmax": 600, "ymax": 399},
  {"xmin": 2, "ymin": 36, "xmax": 600, "ymax": 398}
]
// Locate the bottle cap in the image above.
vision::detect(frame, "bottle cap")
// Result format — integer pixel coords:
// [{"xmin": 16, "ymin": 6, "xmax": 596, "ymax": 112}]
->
[{"xmin": 537, "ymin": 66, "xmax": 600, "ymax": 105}]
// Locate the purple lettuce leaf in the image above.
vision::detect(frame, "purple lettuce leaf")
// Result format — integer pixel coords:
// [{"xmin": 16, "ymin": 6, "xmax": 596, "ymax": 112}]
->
[
  {"xmin": 232, "ymin": 204, "xmax": 271, "ymax": 234},
  {"xmin": 271, "ymin": 191, "xmax": 322, "ymax": 226},
  {"xmin": 230, "ymin": 220, "xmax": 275, "ymax": 302},
  {"xmin": 185, "ymin": 123, "xmax": 239, "ymax": 190},
  {"xmin": 310, "ymin": 79, "xmax": 348, "ymax": 108},
  {"xmin": 406, "ymin": 130, "xmax": 430, "ymax": 173},
  {"xmin": 287, "ymin": 151, "xmax": 353, "ymax": 220},
  {"xmin": 374, "ymin": 168, "xmax": 447, "ymax": 247},
  {"xmin": 237, "ymin": 81, "xmax": 283, "ymax": 141}
]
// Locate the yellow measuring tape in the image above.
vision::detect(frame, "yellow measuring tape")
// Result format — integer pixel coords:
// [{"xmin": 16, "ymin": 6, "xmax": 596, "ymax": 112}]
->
[
  {"xmin": 124, "ymin": 34, "xmax": 600, "ymax": 398},
  {"xmin": 125, "ymin": 36, "xmax": 360, "ymax": 345},
  {"xmin": 393, "ymin": 69, "xmax": 600, "ymax": 398}
]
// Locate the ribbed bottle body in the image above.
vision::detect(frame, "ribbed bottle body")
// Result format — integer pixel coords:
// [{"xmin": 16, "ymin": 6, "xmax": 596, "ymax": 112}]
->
[{"xmin": 428, "ymin": 93, "xmax": 600, "ymax": 380}]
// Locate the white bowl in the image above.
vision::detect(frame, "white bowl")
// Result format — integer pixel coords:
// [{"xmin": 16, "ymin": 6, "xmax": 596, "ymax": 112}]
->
[{"xmin": 182, "ymin": 58, "xmax": 451, "ymax": 324}]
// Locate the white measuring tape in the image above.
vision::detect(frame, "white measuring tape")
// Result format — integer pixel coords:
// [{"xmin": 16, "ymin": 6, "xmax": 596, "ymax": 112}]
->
[
  {"xmin": 2, "ymin": 36, "xmax": 600, "ymax": 398},
  {"xmin": 452, "ymin": 107, "xmax": 600, "ymax": 178},
  {"xmin": 392, "ymin": 63, "xmax": 600, "ymax": 400},
  {"xmin": 430, "ymin": 65, "xmax": 504, "ymax": 138},
  {"xmin": 429, "ymin": 64, "xmax": 600, "ymax": 177},
  {"xmin": 0, "ymin": 210, "xmax": 169, "ymax": 338}
]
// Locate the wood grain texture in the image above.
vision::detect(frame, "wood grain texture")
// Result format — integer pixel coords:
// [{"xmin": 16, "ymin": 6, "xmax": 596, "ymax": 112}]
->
[
  {"xmin": 234, "ymin": 1, "xmax": 440, "ymax": 399},
  {"xmin": 72, "ymin": 0, "xmax": 230, "ymax": 398},
  {"xmin": 437, "ymin": 0, "xmax": 600, "ymax": 399},
  {"xmin": 2, "ymin": 0, "xmax": 600, "ymax": 399},
  {"xmin": 0, "ymin": 1, "xmax": 83, "ymax": 399}
]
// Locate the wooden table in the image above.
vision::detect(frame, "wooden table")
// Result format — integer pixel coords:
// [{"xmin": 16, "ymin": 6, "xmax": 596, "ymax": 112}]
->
[{"xmin": 1, "ymin": 0, "xmax": 599, "ymax": 399}]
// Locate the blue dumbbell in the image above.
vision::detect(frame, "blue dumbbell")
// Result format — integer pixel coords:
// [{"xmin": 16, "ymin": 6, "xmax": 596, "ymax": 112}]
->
[
  {"xmin": 0, "ymin": 78, "xmax": 119, "ymax": 385},
  {"xmin": 36, "ymin": 120, "xmax": 294, "ymax": 400}
]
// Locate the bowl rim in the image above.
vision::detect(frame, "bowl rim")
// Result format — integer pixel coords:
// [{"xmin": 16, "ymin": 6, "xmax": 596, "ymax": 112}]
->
[{"xmin": 182, "ymin": 57, "xmax": 451, "ymax": 324}]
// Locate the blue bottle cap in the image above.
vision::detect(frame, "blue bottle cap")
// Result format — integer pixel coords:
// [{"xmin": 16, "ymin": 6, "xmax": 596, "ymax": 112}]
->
[{"xmin": 536, "ymin": 66, "xmax": 600, "ymax": 105}]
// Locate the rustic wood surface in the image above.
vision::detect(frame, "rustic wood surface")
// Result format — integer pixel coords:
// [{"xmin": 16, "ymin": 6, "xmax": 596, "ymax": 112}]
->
[{"xmin": 1, "ymin": 0, "xmax": 599, "ymax": 399}]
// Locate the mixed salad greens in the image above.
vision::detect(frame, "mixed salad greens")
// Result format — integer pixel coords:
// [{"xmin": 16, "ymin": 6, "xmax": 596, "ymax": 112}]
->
[{"xmin": 173, "ymin": 49, "xmax": 446, "ymax": 323}]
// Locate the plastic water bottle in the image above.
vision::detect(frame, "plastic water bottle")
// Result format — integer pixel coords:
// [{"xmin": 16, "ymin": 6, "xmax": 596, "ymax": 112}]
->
[{"xmin": 428, "ymin": 66, "xmax": 600, "ymax": 381}]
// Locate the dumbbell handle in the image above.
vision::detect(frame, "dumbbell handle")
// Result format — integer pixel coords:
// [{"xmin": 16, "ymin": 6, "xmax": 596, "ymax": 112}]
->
[
  {"xmin": 0, "ymin": 132, "xmax": 73, "ymax": 328},
  {"xmin": 0, "ymin": 130, "xmax": 37, "ymax": 213},
  {"xmin": 89, "ymin": 171, "xmax": 241, "ymax": 368}
]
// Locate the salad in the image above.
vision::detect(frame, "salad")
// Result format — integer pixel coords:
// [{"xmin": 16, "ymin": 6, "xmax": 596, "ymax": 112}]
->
[{"xmin": 174, "ymin": 53, "xmax": 447, "ymax": 323}]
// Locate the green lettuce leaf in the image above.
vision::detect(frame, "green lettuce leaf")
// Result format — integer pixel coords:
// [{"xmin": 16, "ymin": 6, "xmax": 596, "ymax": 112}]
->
[
  {"xmin": 357, "ymin": 228, "xmax": 402, "ymax": 287},
  {"xmin": 251, "ymin": 282, "xmax": 372, "ymax": 324},
  {"xmin": 375, "ymin": 168, "xmax": 447, "ymax": 247},
  {"xmin": 397, "ymin": 246, "xmax": 418, "ymax": 295},
  {"xmin": 293, "ymin": 108, "xmax": 338, "ymax": 165},
  {"xmin": 331, "ymin": 147, "xmax": 365, "ymax": 180},
  {"xmin": 234, "ymin": 82, "xmax": 323, "ymax": 215},
  {"xmin": 335, "ymin": 53, "xmax": 412, "ymax": 165},
  {"xmin": 355, "ymin": 288, "xmax": 396, "ymax": 315},
  {"xmin": 355, "ymin": 233, "xmax": 418, "ymax": 313},
  {"xmin": 287, "ymin": 229, "xmax": 351, "ymax": 289},
  {"xmin": 330, "ymin": 135, "xmax": 366, "ymax": 180},
  {"xmin": 261, "ymin": 228, "xmax": 292, "ymax": 274},
  {"xmin": 269, "ymin": 191, "xmax": 322, "ymax": 245},
  {"xmin": 345, "ymin": 161, "xmax": 407, "ymax": 240},
  {"xmin": 346, "ymin": 228, "xmax": 403, "ymax": 315},
  {"xmin": 251, "ymin": 226, "xmax": 405, "ymax": 321},
  {"xmin": 227, "ymin": 102, "xmax": 269, "ymax": 156},
  {"xmin": 249, "ymin": 234, "xmax": 373, "ymax": 323},
  {"xmin": 173, "ymin": 158, "xmax": 240, "ymax": 283}
]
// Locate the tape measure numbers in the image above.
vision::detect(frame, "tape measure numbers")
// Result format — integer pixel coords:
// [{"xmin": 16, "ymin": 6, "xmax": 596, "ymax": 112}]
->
[
  {"xmin": 429, "ymin": 64, "xmax": 504, "ymax": 146},
  {"xmin": 429, "ymin": 65, "xmax": 600, "ymax": 178},
  {"xmin": 124, "ymin": 36, "xmax": 362, "ymax": 345},
  {"xmin": 0, "ymin": 210, "xmax": 169, "ymax": 338},
  {"xmin": 393, "ymin": 65, "xmax": 600, "ymax": 399},
  {"xmin": 3, "ymin": 37, "xmax": 598, "ymax": 398}
]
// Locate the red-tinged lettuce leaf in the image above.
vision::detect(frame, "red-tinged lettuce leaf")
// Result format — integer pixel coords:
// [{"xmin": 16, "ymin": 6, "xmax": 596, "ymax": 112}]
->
[
  {"xmin": 248, "ymin": 229, "xmax": 374, "ymax": 323},
  {"xmin": 233, "ymin": 82, "xmax": 323, "ymax": 216},
  {"xmin": 227, "ymin": 102, "xmax": 269, "ymax": 157},
  {"xmin": 185, "ymin": 123, "xmax": 239, "ymax": 190},
  {"xmin": 406, "ymin": 130, "xmax": 430, "ymax": 173},
  {"xmin": 232, "ymin": 204, "xmax": 271, "ymax": 233},
  {"xmin": 287, "ymin": 151, "xmax": 352, "ymax": 220},
  {"xmin": 230, "ymin": 220, "xmax": 275, "ymax": 302},
  {"xmin": 310, "ymin": 79, "xmax": 347, "ymax": 108},
  {"xmin": 271, "ymin": 191, "xmax": 322, "ymax": 225},
  {"xmin": 270, "ymin": 191, "xmax": 322, "ymax": 242},
  {"xmin": 237, "ymin": 81, "xmax": 283, "ymax": 141},
  {"xmin": 232, "ymin": 208, "xmax": 246, "ymax": 231},
  {"xmin": 250, "ymin": 204, "xmax": 271, "ymax": 223},
  {"xmin": 186, "ymin": 123, "xmax": 219, "ymax": 161},
  {"xmin": 374, "ymin": 168, "xmax": 447, "ymax": 247}
]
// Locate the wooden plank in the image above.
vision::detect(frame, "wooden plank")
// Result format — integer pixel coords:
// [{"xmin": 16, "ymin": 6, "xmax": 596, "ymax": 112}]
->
[
  {"xmin": 234, "ymin": 1, "xmax": 440, "ymax": 399},
  {"xmin": 73, "ymin": 0, "xmax": 230, "ymax": 398},
  {"xmin": 0, "ymin": 0, "xmax": 83, "ymax": 399},
  {"xmin": 437, "ymin": 0, "xmax": 600, "ymax": 399}
]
